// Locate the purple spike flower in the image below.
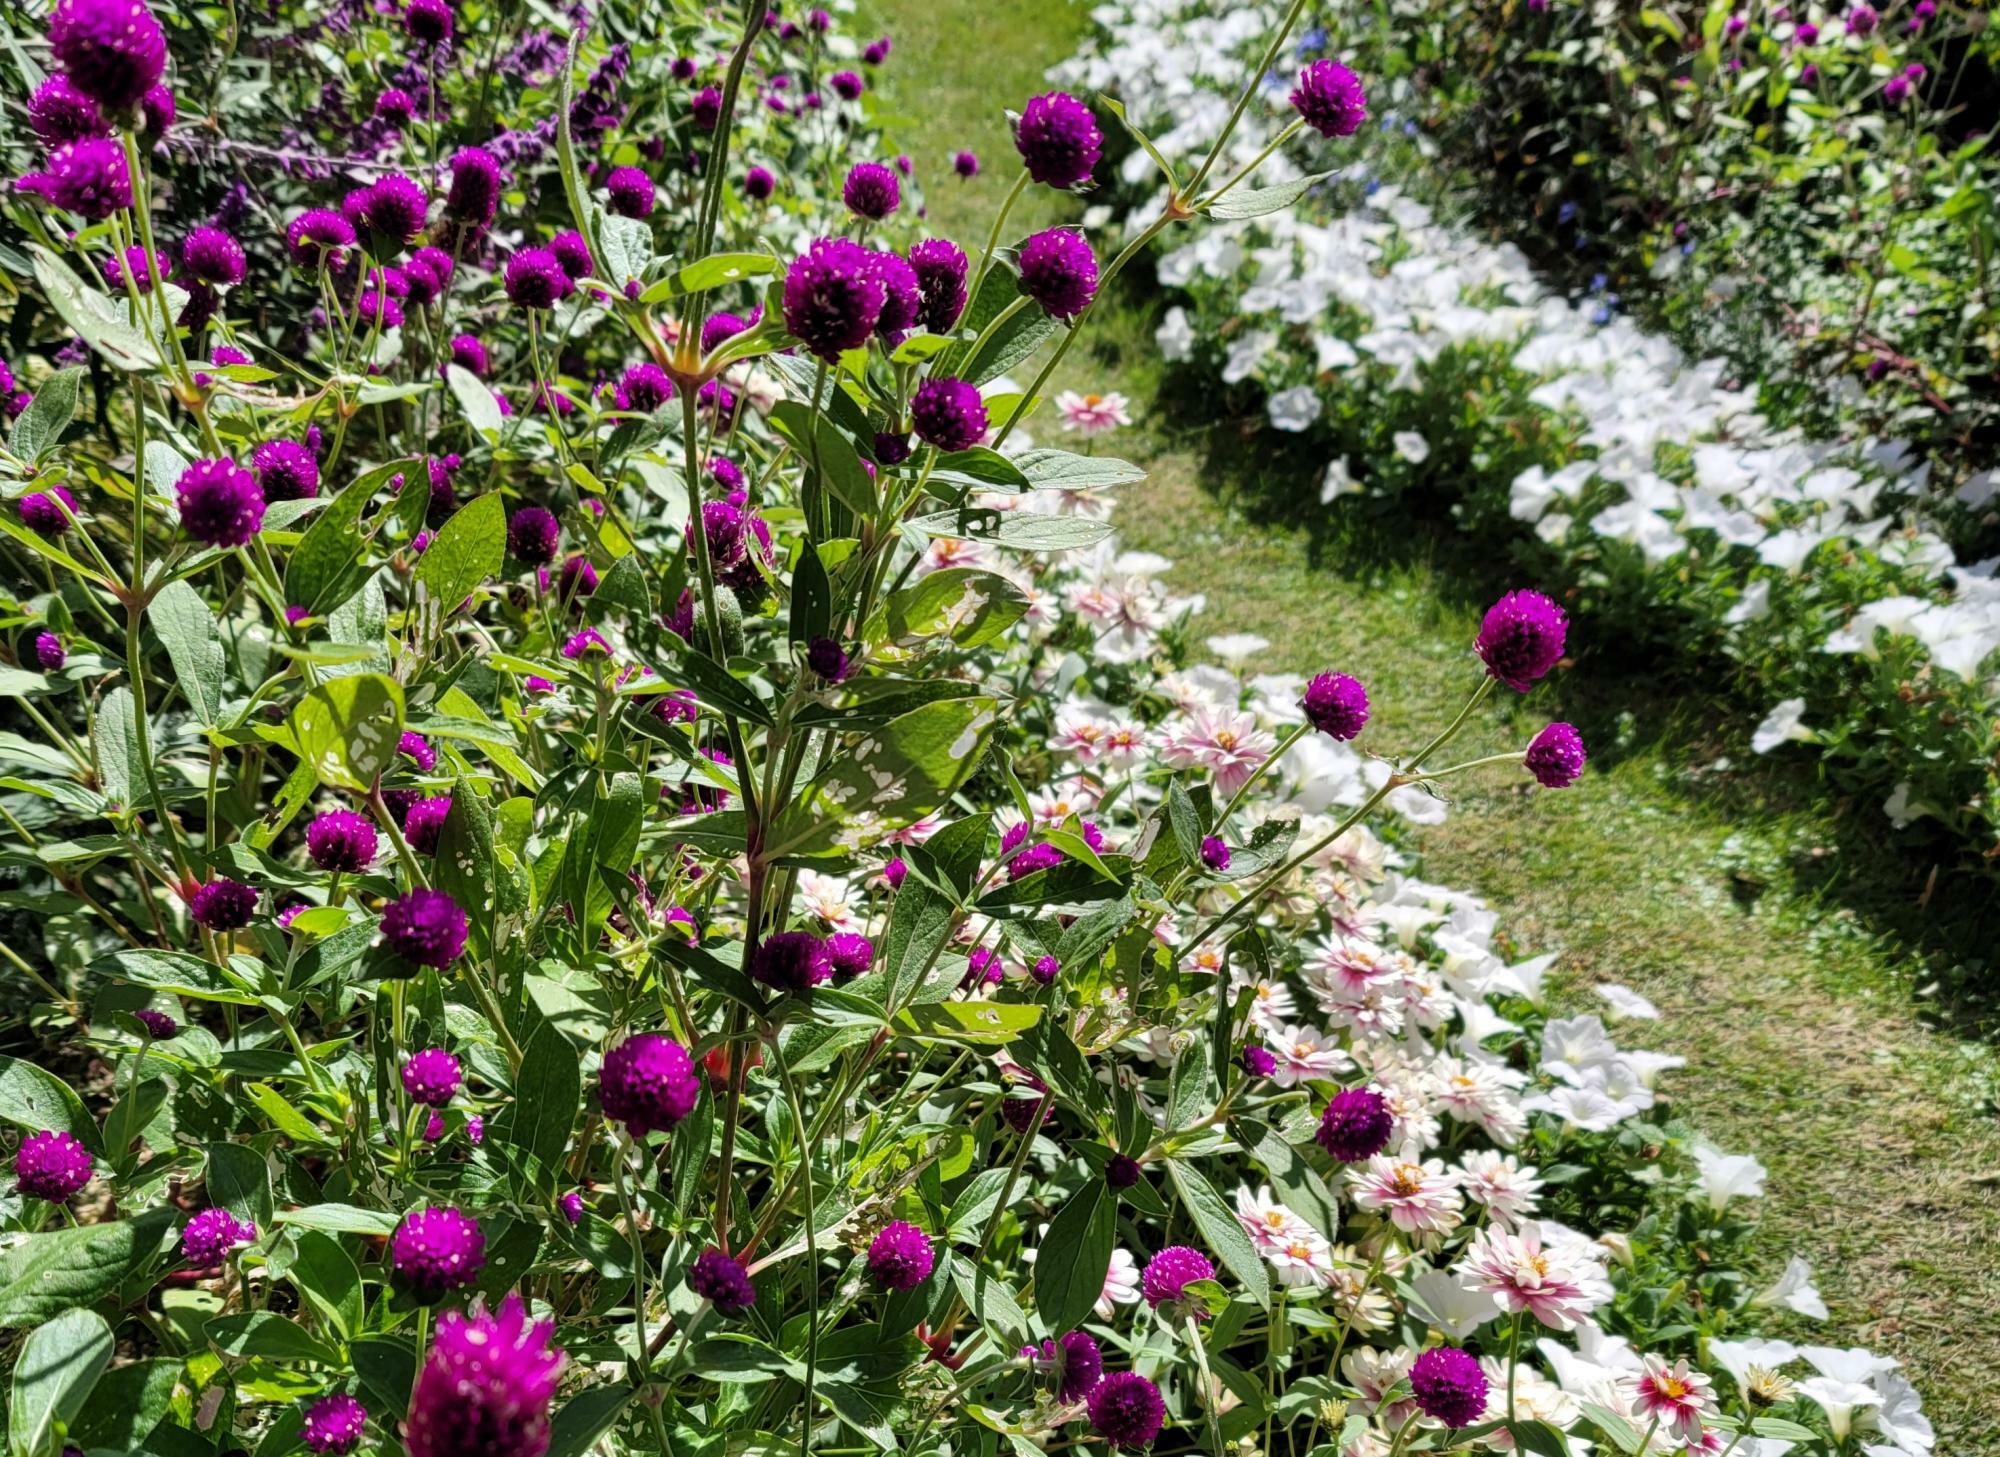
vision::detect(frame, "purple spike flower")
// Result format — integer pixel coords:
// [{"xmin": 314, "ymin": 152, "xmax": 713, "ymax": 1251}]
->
[
  {"xmin": 400, "ymin": 730, "xmax": 438, "ymax": 771},
  {"xmin": 445, "ymin": 147, "xmax": 501, "ymax": 229},
  {"xmin": 134, "ymin": 1007, "xmax": 178, "ymax": 1038},
  {"xmin": 548, "ymin": 230, "xmax": 593, "ymax": 280},
  {"xmin": 405, "ymin": 1296, "xmax": 561, "ymax": 1457},
  {"xmin": 508, "ymin": 506, "xmax": 562, "ymax": 565},
  {"xmin": 391, "ymin": 1206, "xmax": 485, "ymax": 1295},
  {"xmin": 910, "ymin": 376, "xmax": 988, "ymax": 452},
  {"xmin": 1302, "ymin": 671, "xmax": 1369, "ymax": 740},
  {"xmin": 504, "ymin": 248, "xmax": 571, "ymax": 309},
  {"xmin": 599, "ymin": 1033, "xmax": 700, "ymax": 1135},
  {"xmin": 182, "ymin": 226, "xmax": 245, "ymax": 286},
  {"xmin": 1476, "ymin": 589, "xmax": 1569, "ymax": 691},
  {"xmin": 605, "ymin": 166, "xmax": 654, "ymax": 218},
  {"xmin": 26, "ymin": 137, "xmax": 131, "ymax": 220},
  {"xmin": 1240, "ymin": 1044, "xmax": 1277, "ymax": 1077},
  {"xmin": 28, "ymin": 76, "xmax": 106, "ymax": 145},
  {"xmin": 908, "ymin": 239, "xmax": 969, "ymax": 333},
  {"xmin": 404, "ymin": 0, "xmax": 452, "ymax": 46},
  {"xmin": 33, "ymin": 633, "xmax": 66, "ymax": 672},
  {"xmin": 175, "ymin": 458, "xmax": 265, "ymax": 547},
  {"xmin": 953, "ymin": 149, "xmax": 980, "ymax": 178},
  {"xmin": 865, "ymin": 1220, "xmax": 934, "ymax": 1290},
  {"xmin": 824, "ymin": 931, "xmax": 874, "ymax": 979},
  {"xmin": 1018, "ymin": 227, "xmax": 1097, "ymax": 320},
  {"xmin": 286, "ymin": 209, "xmax": 356, "ymax": 268},
  {"xmin": 1525, "ymin": 722, "xmax": 1586, "ymax": 787},
  {"xmin": 20, "ymin": 487, "xmax": 79, "ymax": 537},
  {"xmin": 806, "ymin": 636, "xmax": 850, "ymax": 683},
  {"xmin": 615, "ymin": 363, "xmax": 673, "ymax": 413},
  {"xmin": 1200, "ymin": 836, "xmax": 1230, "ymax": 871},
  {"xmin": 14, "ymin": 1130, "xmax": 92, "ymax": 1201},
  {"xmin": 1015, "ymin": 92, "xmax": 1102, "ymax": 188},
  {"xmin": 1291, "ymin": 60, "xmax": 1368, "ymax": 139},
  {"xmin": 403, "ymin": 797, "xmax": 451, "ymax": 854},
  {"xmin": 381, "ymin": 889, "xmax": 469, "ymax": 969},
  {"xmin": 743, "ymin": 165, "xmax": 776, "ymax": 200},
  {"xmin": 1141, "ymin": 1245, "xmax": 1214, "ymax": 1307},
  {"xmin": 1029, "ymin": 1330, "xmax": 1103, "ymax": 1401}
]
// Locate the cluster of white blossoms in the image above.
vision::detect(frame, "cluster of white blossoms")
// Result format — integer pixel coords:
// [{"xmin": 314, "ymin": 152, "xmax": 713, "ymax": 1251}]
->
[{"xmin": 1052, "ymin": 0, "xmax": 1998, "ymax": 846}]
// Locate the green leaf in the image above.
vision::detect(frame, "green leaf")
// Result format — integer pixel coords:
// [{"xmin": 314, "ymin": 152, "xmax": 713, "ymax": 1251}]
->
[
  {"xmin": 272, "ymin": 1204, "xmax": 400, "ymax": 1237},
  {"xmin": 1749, "ymin": 1418, "xmax": 1823, "ymax": 1442},
  {"xmin": 1165, "ymin": 1159, "xmax": 1269, "ymax": 1309},
  {"xmin": 495, "ymin": 1024, "xmax": 580, "ymax": 1190},
  {"xmin": 92, "ymin": 688, "xmax": 143, "ymax": 814},
  {"xmin": 883, "ymin": 877, "xmax": 955, "ymax": 1009},
  {"xmin": 1231, "ymin": 1117, "xmax": 1343, "ymax": 1241},
  {"xmin": 588, "ymin": 554, "xmax": 651, "ymax": 622},
  {"xmin": 0, "ymin": 1210, "xmax": 175, "ymax": 1328},
  {"xmin": 285, "ymin": 458, "xmax": 413, "ymax": 615},
  {"xmin": 287, "ymin": 673, "xmax": 404, "ymax": 791},
  {"xmin": 951, "ymin": 1255, "xmax": 1027, "ymax": 1342},
  {"xmin": 873, "ymin": 569, "xmax": 1029, "ymax": 651},
  {"xmin": 349, "ymin": 1336, "xmax": 416, "ymax": 1416},
  {"xmin": 8, "ymin": 367, "xmax": 82, "ymax": 462},
  {"xmin": 434, "ymin": 777, "xmax": 499, "ymax": 959},
  {"xmin": 30, "ymin": 247, "xmax": 158, "ymax": 372},
  {"xmin": 1581, "ymin": 1403, "xmax": 1644, "ymax": 1453},
  {"xmin": 445, "ymin": 364, "xmax": 503, "ymax": 440},
  {"xmin": 8, "ymin": 1307, "xmax": 113, "ymax": 1457},
  {"xmin": 770, "ymin": 696, "xmax": 998, "ymax": 857},
  {"xmin": 1204, "ymin": 170, "xmax": 1334, "ymax": 220},
  {"xmin": 90, "ymin": 949, "xmax": 259, "ymax": 1006},
  {"xmin": 596, "ymin": 211, "xmax": 653, "ymax": 286},
  {"xmin": 0, "ymin": 1058, "xmax": 99, "ymax": 1154},
  {"xmin": 893, "ymin": 1001, "xmax": 1041, "ymax": 1045},
  {"xmin": 771, "ymin": 402, "xmax": 875, "ymax": 517},
  {"xmin": 909, "ymin": 507, "xmax": 1115, "ymax": 554},
  {"xmin": 287, "ymin": 1231, "xmax": 363, "ymax": 1340},
  {"xmin": 1034, "ymin": 1181, "xmax": 1115, "ymax": 1334},
  {"xmin": 789, "ymin": 541, "xmax": 832, "ymax": 645},
  {"xmin": 1012, "ymin": 448, "xmax": 1148, "ymax": 492},
  {"xmin": 638, "ymin": 252, "xmax": 778, "ymax": 302},
  {"xmin": 205, "ymin": 1311, "xmax": 342, "ymax": 1366},
  {"xmin": 64, "ymin": 1358, "xmax": 177, "ymax": 1451},
  {"xmin": 146, "ymin": 580, "xmax": 226, "ymax": 728},
  {"xmin": 547, "ymin": 1385, "xmax": 636, "ymax": 1457},
  {"xmin": 1100, "ymin": 94, "xmax": 1178, "ymax": 190},
  {"xmin": 414, "ymin": 492, "xmax": 506, "ymax": 613},
  {"xmin": 204, "ymin": 1141, "xmax": 273, "ymax": 1228},
  {"xmin": 1503, "ymin": 1420, "xmax": 1574, "ymax": 1457}
]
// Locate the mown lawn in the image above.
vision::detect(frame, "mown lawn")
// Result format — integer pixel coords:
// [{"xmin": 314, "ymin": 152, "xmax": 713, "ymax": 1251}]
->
[{"xmin": 858, "ymin": 0, "xmax": 2000, "ymax": 1444}]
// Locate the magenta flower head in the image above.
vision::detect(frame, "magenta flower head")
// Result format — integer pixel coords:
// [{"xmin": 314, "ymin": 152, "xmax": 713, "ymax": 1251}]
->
[
  {"xmin": 1141, "ymin": 1245, "xmax": 1215, "ymax": 1308},
  {"xmin": 382, "ymin": 889, "xmax": 469, "ymax": 969},
  {"xmin": 175, "ymin": 457, "xmax": 265, "ymax": 547},
  {"xmin": 181, "ymin": 226, "xmax": 245, "ymax": 286},
  {"xmin": 604, "ymin": 165, "xmax": 654, "ymax": 219},
  {"xmin": 48, "ymin": 0, "xmax": 166, "ymax": 110},
  {"xmin": 883, "ymin": 857, "xmax": 908, "ymax": 889},
  {"xmin": 783, "ymin": 238, "xmax": 887, "ymax": 361},
  {"xmin": 692, "ymin": 84, "xmax": 723, "ymax": 130},
  {"xmin": 1476, "ymin": 589, "xmax": 1568, "ymax": 691},
  {"xmin": 404, "ymin": 0, "xmax": 453, "ymax": 45},
  {"xmin": 404, "ymin": 796, "xmax": 456, "ymax": 852},
  {"xmin": 20, "ymin": 486, "xmax": 79, "ymax": 537},
  {"xmin": 910, "ymin": 376, "xmax": 988, "ymax": 452},
  {"xmin": 824, "ymin": 931, "xmax": 874, "ymax": 980},
  {"xmin": 444, "ymin": 147, "xmax": 501, "ymax": 229},
  {"xmin": 400, "ymin": 730, "xmax": 438, "ymax": 771},
  {"xmin": 953, "ymin": 149, "xmax": 980, "ymax": 179},
  {"xmin": 1410, "ymin": 1346, "xmax": 1490, "ymax": 1427},
  {"xmin": 865, "ymin": 1220, "xmax": 934, "ymax": 1290},
  {"xmin": 1291, "ymin": 60, "xmax": 1368, "ymax": 139},
  {"xmin": 687, "ymin": 1249, "xmax": 757, "ymax": 1315},
  {"xmin": 1039, "ymin": 1330, "xmax": 1104, "ymax": 1402},
  {"xmin": 14, "ymin": 1130, "xmax": 92, "ymax": 1202},
  {"xmin": 26, "ymin": 137, "xmax": 132, "ymax": 220},
  {"xmin": 1524, "ymin": 722, "xmax": 1586, "ymax": 788},
  {"xmin": 615, "ymin": 363, "xmax": 673, "ymax": 413},
  {"xmin": 449, "ymin": 334, "xmax": 489, "ymax": 376},
  {"xmin": 863, "ymin": 34, "xmax": 892, "ymax": 63},
  {"xmin": 182, "ymin": 1206, "xmax": 256, "ymax": 1266},
  {"xmin": 28, "ymin": 76, "xmax": 106, "ymax": 145},
  {"xmin": 504, "ymin": 248, "xmax": 571, "ymax": 309},
  {"xmin": 377, "ymin": 87, "xmax": 417, "ymax": 125},
  {"xmin": 302, "ymin": 1394, "xmax": 367, "ymax": 1455},
  {"xmin": 252, "ymin": 439, "xmax": 319, "ymax": 502},
  {"xmin": 1846, "ymin": 2, "xmax": 1878, "ymax": 31},
  {"xmin": 138, "ymin": 82, "xmax": 171, "ymax": 137},
  {"xmin": 403, "ymin": 1048, "xmax": 463, "ymax": 1106},
  {"xmin": 1087, "ymin": 1371, "xmax": 1165, "ymax": 1448},
  {"xmin": 548, "ymin": 230, "xmax": 593, "ymax": 280},
  {"xmin": 599, "ymin": 1033, "xmax": 700, "ymax": 1136},
  {"xmin": 559, "ymin": 1191, "xmax": 585, "ymax": 1224},
  {"xmin": 133, "ymin": 1007, "xmax": 177, "ymax": 1038},
  {"xmin": 404, "ymin": 249, "xmax": 450, "ymax": 306},
  {"xmin": 843, "ymin": 162, "xmax": 901, "ymax": 221},
  {"xmin": 1200, "ymin": 836, "xmax": 1230, "ymax": 871},
  {"xmin": 1015, "ymin": 91, "xmax": 1102, "ymax": 188},
  {"xmin": 358, "ymin": 174, "xmax": 429, "ymax": 248},
  {"xmin": 749, "ymin": 930, "xmax": 832, "ymax": 994},
  {"xmin": 508, "ymin": 506, "xmax": 561, "ymax": 565},
  {"xmin": 1105, "ymin": 1152, "xmax": 1141, "ymax": 1189},
  {"xmin": 406, "ymin": 1295, "xmax": 561, "ymax": 1457},
  {"xmin": 1018, "ymin": 227, "xmax": 1098, "ymax": 321},
  {"xmin": 806, "ymin": 636, "xmax": 850, "ymax": 683},
  {"xmin": 33, "ymin": 632, "xmax": 66, "ymax": 672},
  {"xmin": 1882, "ymin": 73, "xmax": 1911, "ymax": 103},
  {"xmin": 392, "ymin": 1206, "xmax": 484, "ymax": 1296},
  {"xmin": 190, "ymin": 876, "xmax": 258, "ymax": 931},
  {"xmin": 1302, "ymin": 671, "xmax": 1369, "ymax": 740},
  {"xmin": 1240, "ymin": 1043, "xmax": 1276, "ymax": 1077},
  {"xmin": 1315, "ymin": 1087, "xmax": 1394, "ymax": 1161},
  {"xmin": 866, "ymin": 251, "xmax": 922, "ymax": 340},
  {"xmin": 287, "ymin": 208, "xmax": 356, "ymax": 268},
  {"xmin": 830, "ymin": 69, "xmax": 864, "ymax": 101},
  {"xmin": 743, "ymin": 165, "xmax": 776, "ymax": 200}
]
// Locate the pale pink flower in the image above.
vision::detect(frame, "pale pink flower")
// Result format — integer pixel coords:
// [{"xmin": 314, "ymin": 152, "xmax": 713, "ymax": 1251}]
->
[
  {"xmin": 1056, "ymin": 389, "xmax": 1132, "ymax": 435},
  {"xmin": 1267, "ymin": 1023, "xmax": 1355, "ymax": 1088},
  {"xmin": 1350, "ymin": 1152, "xmax": 1465, "ymax": 1236},
  {"xmin": 1456, "ymin": 1222, "xmax": 1614, "ymax": 1330},
  {"xmin": 1097, "ymin": 1247, "xmax": 1141, "ymax": 1319},
  {"xmin": 1629, "ymin": 1356, "xmax": 1718, "ymax": 1441},
  {"xmin": 1232, "ymin": 971, "xmax": 1296, "ymax": 1033},
  {"xmin": 1233, "ymin": 1184, "xmax": 1316, "ymax": 1253},
  {"xmin": 1157, "ymin": 705, "xmax": 1276, "ymax": 798},
  {"xmin": 1456, "ymin": 1149, "xmax": 1545, "ymax": 1226}
]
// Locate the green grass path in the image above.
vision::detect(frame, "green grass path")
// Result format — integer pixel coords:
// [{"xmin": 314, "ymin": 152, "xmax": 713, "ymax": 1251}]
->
[{"xmin": 860, "ymin": 0, "xmax": 2000, "ymax": 1441}]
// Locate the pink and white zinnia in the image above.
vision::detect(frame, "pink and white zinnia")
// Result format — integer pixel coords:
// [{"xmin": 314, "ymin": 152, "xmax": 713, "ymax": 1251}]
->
[
  {"xmin": 1455, "ymin": 1222, "xmax": 1613, "ymax": 1330},
  {"xmin": 1628, "ymin": 1355, "xmax": 1718, "ymax": 1441},
  {"xmin": 1349, "ymin": 1152, "xmax": 1464, "ymax": 1236}
]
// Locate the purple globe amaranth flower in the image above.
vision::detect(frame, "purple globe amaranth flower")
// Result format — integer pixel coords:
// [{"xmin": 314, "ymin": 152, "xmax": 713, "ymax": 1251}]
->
[
  {"xmin": 687, "ymin": 1249, "xmax": 757, "ymax": 1314},
  {"xmin": 1018, "ymin": 228, "xmax": 1098, "ymax": 321},
  {"xmin": 1846, "ymin": 2, "xmax": 1878, "ymax": 32},
  {"xmin": 392, "ymin": 1206, "xmax": 484, "ymax": 1295},
  {"xmin": 48, "ymin": 0, "xmax": 167, "ymax": 110},
  {"xmin": 883, "ymin": 857, "xmax": 908, "ymax": 889},
  {"xmin": 14, "ymin": 1130, "xmax": 92, "ymax": 1201},
  {"xmin": 133, "ymin": 1007, "xmax": 177, "ymax": 1038},
  {"xmin": 26, "ymin": 137, "xmax": 132, "ymax": 220},
  {"xmin": 1476, "ymin": 589, "xmax": 1569, "ymax": 691},
  {"xmin": 1029, "ymin": 953, "xmax": 1060, "ymax": 985},
  {"xmin": 357, "ymin": 174, "xmax": 429, "ymax": 247},
  {"xmin": 615, "ymin": 363, "xmax": 673, "ymax": 413},
  {"xmin": 867, "ymin": 251, "xmax": 922, "ymax": 340},
  {"xmin": 1316, "ymin": 1087, "xmax": 1394, "ymax": 1161},
  {"xmin": 830, "ymin": 69, "xmax": 864, "ymax": 100},
  {"xmin": 709, "ymin": 456, "xmax": 746, "ymax": 492},
  {"xmin": 252, "ymin": 439, "xmax": 318, "ymax": 502},
  {"xmin": 190, "ymin": 876, "xmax": 258, "ymax": 931},
  {"xmin": 1291, "ymin": 59, "xmax": 1368, "ymax": 139},
  {"xmin": 649, "ymin": 689, "xmax": 698, "ymax": 726},
  {"xmin": 1240, "ymin": 1043, "xmax": 1278, "ymax": 1077},
  {"xmin": 1882, "ymin": 73, "xmax": 1911, "ymax": 103},
  {"xmin": 400, "ymin": 730, "xmax": 438, "ymax": 771},
  {"xmin": 138, "ymin": 82, "xmax": 171, "ymax": 138},
  {"xmin": 548, "ymin": 230, "xmax": 593, "ymax": 281},
  {"xmin": 444, "ymin": 147, "xmax": 501, "ymax": 230},
  {"xmin": 1410, "ymin": 1346, "xmax": 1490, "ymax": 1428},
  {"xmin": 377, "ymin": 87, "xmax": 417, "ymax": 125},
  {"xmin": 406, "ymin": 1295, "xmax": 561, "ymax": 1457},
  {"xmin": 599, "ymin": 1033, "xmax": 699, "ymax": 1135},
  {"xmin": 910, "ymin": 376, "xmax": 988, "ymax": 452},
  {"xmin": 182, "ymin": 1206, "xmax": 256, "ymax": 1266},
  {"xmin": 825, "ymin": 932, "xmax": 874, "ymax": 979},
  {"xmin": 865, "ymin": 1220, "xmax": 934, "ymax": 1290},
  {"xmin": 843, "ymin": 162, "xmax": 901, "ymax": 221},
  {"xmin": 449, "ymin": 334, "xmax": 489, "ymax": 376},
  {"xmin": 910, "ymin": 239, "xmax": 969, "ymax": 332},
  {"xmin": 406, "ymin": 247, "xmax": 453, "ymax": 304},
  {"xmin": 749, "ymin": 930, "xmax": 832, "ymax": 994},
  {"xmin": 1200, "ymin": 835, "xmax": 1230, "ymax": 871},
  {"xmin": 181, "ymin": 226, "xmax": 245, "ymax": 286},
  {"xmin": 1015, "ymin": 91, "xmax": 1102, "ymax": 188},
  {"xmin": 804, "ymin": 635, "xmax": 849, "ymax": 682},
  {"xmin": 175, "ymin": 457, "xmax": 265, "ymax": 548},
  {"xmin": 287, "ymin": 209, "xmax": 356, "ymax": 268},
  {"xmin": 20, "ymin": 487, "xmax": 79, "ymax": 537},
  {"xmin": 605, "ymin": 165, "xmax": 655, "ymax": 219},
  {"xmin": 404, "ymin": 0, "xmax": 453, "ymax": 45},
  {"xmin": 1525, "ymin": 722, "xmax": 1587, "ymax": 788},
  {"xmin": 953, "ymin": 149, "xmax": 980, "ymax": 179},
  {"xmin": 691, "ymin": 84, "xmax": 723, "ymax": 131},
  {"xmin": 743, "ymin": 165, "xmax": 776, "ymax": 200},
  {"xmin": 1105, "ymin": 1152, "xmax": 1142, "ymax": 1189},
  {"xmin": 28, "ymin": 76, "xmax": 106, "ymax": 145},
  {"xmin": 1087, "ymin": 1371, "xmax": 1165, "ymax": 1448},
  {"xmin": 783, "ymin": 238, "xmax": 887, "ymax": 361},
  {"xmin": 403, "ymin": 796, "xmax": 451, "ymax": 853},
  {"xmin": 1044, "ymin": 1330, "xmax": 1104, "ymax": 1402},
  {"xmin": 508, "ymin": 505, "xmax": 561, "ymax": 565},
  {"xmin": 403, "ymin": 1048, "xmax": 463, "ymax": 1106},
  {"xmin": 1302, "ymin": 671, "xmax": 1369, "ymax": 740},
  {"xmin": 559, "ymin": 1191, "xmax": 585, "ymax": 1224},
  {"xmin": 302, "ymin": 1394, "xmax": 367, "ymax": 1455},
  {"xmin": 382, "ymin": 889, "xmax": 469, "ymax": 969},
  {"xmin": 306, "ymin": 810, "xmax": 378, "ymax": 872},
  {"xmin": 33, "ymin": 633, "xmax": 66, "ymax": 672},
  {"xmin": 504, "ymin": 247, "xmax": 571, "ymax": 309},
  {"xmin": 554, "ymin": 556, "xmax": 597, "ymax": 607},
  {"xmin": 1141, "ymin": 1245, "xmax": 1215, "ymax": 1308}
]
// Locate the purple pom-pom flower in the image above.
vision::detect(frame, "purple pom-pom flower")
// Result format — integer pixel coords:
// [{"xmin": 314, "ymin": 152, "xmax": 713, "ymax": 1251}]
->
[
  {"xmin": 1316, "ymin": 1087, "xmax": 1394, "ymax": 1161},
  {"xmin": 1018, "ymin": 227, "xmax": 1098, "ymax": 321},
  {"xmin": 48, "ymin": 0, "xmax": 167, "ymax": 110},
  {"xmin": 1014, "ymin": 91, "xmax": 1102, "ymax": 188},
  {"xmin": 175, "ymin": 458, "xmax": 265, "ymax": 547},
  {"xmin": 302, "ymin": 1395, "xmax": 367, "ymax": 1455},
  {"xmin": 843, "ymin": 162, "xmax": 900, "ymax": 221},
  {"xmin": 382, "ymin": 889, "xmax": 469, "ymax": 969},
  {"xmin": 182, "ymin": 1206, "xmax": 256, "ymax": 1266},
  {"xmin": 1410, "ymin": 1345, "xmax": 1490, "ymax": 1427},
  {"xmin": 783, "ymin": 238, "xmax": 887, "ymax": 361},
  {"xmin": 405, "ymin": 1296, "xmax": 561, "ymax": 1457},
  {"xmin": 1476, "ymin": 589, "xmax": 1569, "ymax": 691},
  {"xmin": 865, "ymin": 1220, "xmax": 934, "ymax": 1290},
  {"xmin": 1302, "ymin": 671, "xmax": 1369, "ymax": 740},
  {"xmin": 1525, "ymin": 722, "xmax": 1586, "ymax": 787},
  {"xmin": 305, "ymin": 810, "xmax": 377, "ymax": 872},
  {"xmin": 252, "ymin": 439, "xmax": 319, "ymax": 502},
  {"xmin": 190, "ymin": 876, "xmax": 258, "ymax": 931},
  {"xmin": 599, "ymin": 1033, "xmax": 700, "ymax": 1135},
  {"xmin": 688, "ymin": 1249, "xmax": 757, "ymax": 1315},
  {"xmin": 749, "ymin": 930, "xmax": 832, "ymax": 994},
  {"xmin": 403, "ymin": 1048, "xmax": 463, "ymax": 1106},
  {"xmin": 13, "ymin": 1130, "xmax": 92, "ymax": 1202},
  {"xmin": 1087, "ymin": 1371, "xmax": 1165, "ymax": 1448},
  {"xmin": 910, "ymin": 376, "xmax": 988, "ymax": 452},
  {"xmin": 1291, "ymin": 60, "xmax": 1368, "ymax": 139},
  {"xmin": 391, "ymin": 1205, "xmax": 484, "ymax": 1295}
]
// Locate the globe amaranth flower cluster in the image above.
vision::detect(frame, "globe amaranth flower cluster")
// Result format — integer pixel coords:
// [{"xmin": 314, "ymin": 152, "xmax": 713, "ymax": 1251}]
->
[
  {"xmin": 598, "ymin": 1033, "xmax": 700, "ymax": 1135},
  {"xmin": 405, "ymin": 1296, "xmax": 561, "ymax": 1457}
]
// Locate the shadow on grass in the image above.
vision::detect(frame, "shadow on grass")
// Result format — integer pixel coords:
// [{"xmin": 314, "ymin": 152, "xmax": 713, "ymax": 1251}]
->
[{"xmin": 1095, "ymin": 276, "xmax": 2000, "ymax": 1037}]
